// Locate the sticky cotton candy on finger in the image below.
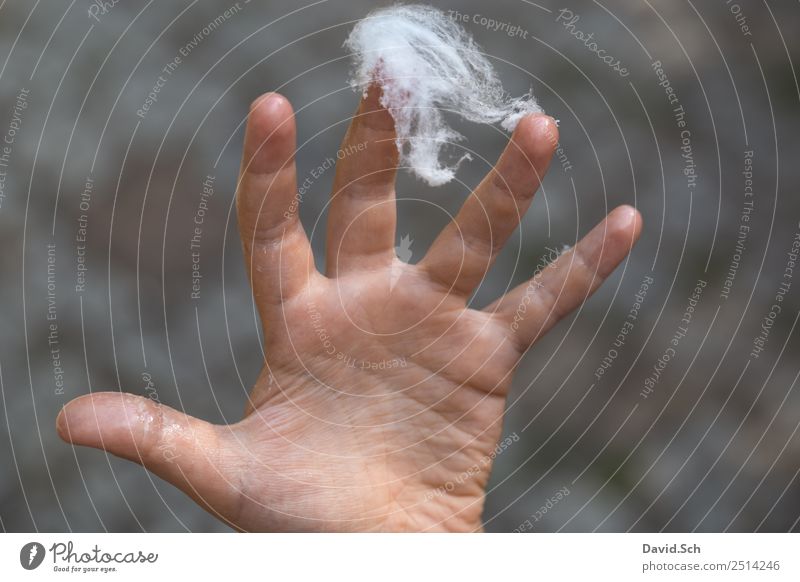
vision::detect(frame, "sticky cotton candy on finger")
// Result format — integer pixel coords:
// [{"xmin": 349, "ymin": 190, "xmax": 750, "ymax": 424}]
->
[{"xmin": 344, "ymin": 4, "xmax": 543, "ymax": 186}]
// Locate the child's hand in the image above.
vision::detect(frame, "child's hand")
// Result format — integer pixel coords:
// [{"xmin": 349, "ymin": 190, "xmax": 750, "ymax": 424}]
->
[{"xmin": 57, "ymin": 86, "xmax": 642, "ymax": 531}]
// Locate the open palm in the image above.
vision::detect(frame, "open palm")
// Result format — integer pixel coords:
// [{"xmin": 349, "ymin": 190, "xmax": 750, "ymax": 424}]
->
[{"xmin": 57, "ymin": 86, "xmax": 642, "ymax": 531}]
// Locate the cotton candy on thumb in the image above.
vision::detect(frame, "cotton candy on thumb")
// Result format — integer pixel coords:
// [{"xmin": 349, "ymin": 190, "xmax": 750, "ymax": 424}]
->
[{"xmin": 344, "ymin": 4, "xmax": 543, "ymax": 187}]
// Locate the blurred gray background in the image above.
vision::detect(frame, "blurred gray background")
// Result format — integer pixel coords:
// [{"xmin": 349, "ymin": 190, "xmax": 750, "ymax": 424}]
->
[{"xmin": 1, "ymin": 0, "xmax": 799, "ymax": 532}]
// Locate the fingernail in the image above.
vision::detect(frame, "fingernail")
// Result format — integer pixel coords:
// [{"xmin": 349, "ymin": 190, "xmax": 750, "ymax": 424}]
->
[
  {"xmin": 536, "ymin": 115, "xmax": 556, "ymax": 131},
  {"xmin": 55, "ymin": 407, "xmax": 68, "ymax": 439}
]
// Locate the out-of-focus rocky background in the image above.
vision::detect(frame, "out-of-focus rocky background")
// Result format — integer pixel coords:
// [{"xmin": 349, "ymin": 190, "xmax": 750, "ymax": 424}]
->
[{"xmin": 0, "ymin": 0, "xmax": 798, "ymax": 531}]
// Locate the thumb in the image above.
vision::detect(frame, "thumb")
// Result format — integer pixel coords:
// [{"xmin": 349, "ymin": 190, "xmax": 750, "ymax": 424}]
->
[{"xmin": 57, "ymin": 392, "xmax": 241, "ymax": 522}]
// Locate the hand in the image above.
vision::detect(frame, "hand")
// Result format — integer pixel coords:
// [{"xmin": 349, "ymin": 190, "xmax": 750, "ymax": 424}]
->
[{"xmin": 57, "ymin": 87, "xmax": 642, "ymax": 532}]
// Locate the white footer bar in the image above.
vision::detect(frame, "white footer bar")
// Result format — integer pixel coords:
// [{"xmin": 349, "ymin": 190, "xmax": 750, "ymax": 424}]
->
[{"xmin": 1, "ymin": 533, "xmax": 795, "ymax": 580}]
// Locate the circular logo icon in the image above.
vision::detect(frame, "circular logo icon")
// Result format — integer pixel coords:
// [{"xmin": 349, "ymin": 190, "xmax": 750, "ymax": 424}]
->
[{"xmin": 20, "ymin": 542, "xmax": 46, "ymax": 570}]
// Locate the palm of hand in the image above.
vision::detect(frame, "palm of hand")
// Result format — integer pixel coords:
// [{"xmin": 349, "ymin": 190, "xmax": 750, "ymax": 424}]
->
[
  {"xmin": 240, "ymin": 265, "xmax": 517, "ymax": 531},
  {"xmin": 58, "ymin": 87, "xmax": 641, "ymax": 532}
]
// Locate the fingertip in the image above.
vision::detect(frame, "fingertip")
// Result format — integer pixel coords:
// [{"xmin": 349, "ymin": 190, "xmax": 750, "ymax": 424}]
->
[
  {"xmin": 242, "ymin": 92, "xmax": 297, "ymax": 177},
  {"xmin": 513, "ymin": 113, "xmax": 558, "ymax": 157},
  {"xmin": 248, "ymin": 92, "xmax": 295, "ymax": 140},
  {"xmin": 249, "ymin": 92, "xmax": 293, "ymax": 118},
  {"xmin": 604, "ymin": 206, "xmax": 643, "ymax": 258},
  {"xmin": 612, "ymin": 205, "xmax": 643, "ymax": 237},
  {"xmin": 356, "ymin": 84, "xmax": 395, "ymax": 132},
  {"xmin": 57, "ymin": 393, "xmax": 105, "ymax": 445},
  {"xmin": 56, "ymin": 393, "xmax": 93, "ymax": 441},
  {"xmin": 55, "ymin": 405, "xmax": 69, "ymax": 442},
  {"xmin": 514, "ymin": 113, "xmax": 559, "ymax": 144},
  {"xmin": 56, "ymin": 392, "xmax": 141, "ymax": 449},
  {"xmin": 532, "ymin": 114, "xmax": 558, "ymax": 139},
  {"xmin": 361, "ymin": 84, "xmax": 383, "ymax": 110}
]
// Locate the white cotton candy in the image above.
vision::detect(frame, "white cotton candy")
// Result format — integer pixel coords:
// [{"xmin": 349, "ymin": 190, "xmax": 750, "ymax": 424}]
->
[{"xmin": 344, "ymin": 4, "xmax": 543, "ymax": 186}]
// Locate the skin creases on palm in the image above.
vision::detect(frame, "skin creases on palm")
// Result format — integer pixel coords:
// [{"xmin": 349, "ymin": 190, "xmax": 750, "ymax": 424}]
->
[
  {"xmin": 56, "ymin": 86, "xmax": 642, "ymax": 532},
  {"xmin": 239, "ymin": 266, "xmax": 519, "ymax": 531}
]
